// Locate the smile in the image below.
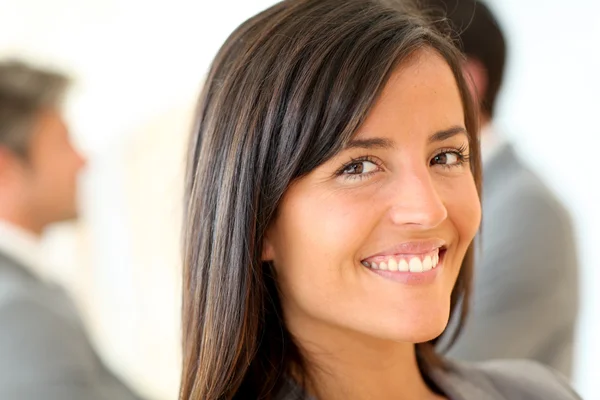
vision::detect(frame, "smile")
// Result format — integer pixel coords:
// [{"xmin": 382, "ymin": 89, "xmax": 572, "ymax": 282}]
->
[{"xmin": 361, "ymin": 249, "xmax": 442, "ymax": 273}]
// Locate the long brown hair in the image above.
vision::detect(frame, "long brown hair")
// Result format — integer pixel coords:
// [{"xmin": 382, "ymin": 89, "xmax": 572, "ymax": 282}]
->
[{"xmin": 181, "ymin": 0, "xmax": 481, "ymax": 398}]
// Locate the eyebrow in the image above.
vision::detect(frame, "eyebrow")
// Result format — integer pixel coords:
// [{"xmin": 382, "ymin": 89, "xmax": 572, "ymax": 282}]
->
[
  {"xmin": 345, "ymin": 125, "xmax": 469, "ymax": 150},
  {"xmin": 344, "ymin": 137, "xmax": 395, "ymax": 150},
  {"xmin": 428, "ymin": 125, "xmax": 469, "ymax": 144}
]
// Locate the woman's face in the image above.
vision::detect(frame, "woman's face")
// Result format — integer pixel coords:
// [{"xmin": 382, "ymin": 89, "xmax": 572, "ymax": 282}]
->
[{"xmin": 264, "ymin": 49, "xmax": 481, "ymax": 344}]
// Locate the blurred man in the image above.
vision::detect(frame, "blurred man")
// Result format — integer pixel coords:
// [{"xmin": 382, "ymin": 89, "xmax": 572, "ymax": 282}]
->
[
  {"xmin": 427, "ymin": 0, "xmax": 579, "ymax": 377},
  {"xmin": 0, "ymin": 60, "xmax": 143, "ymax": 399}
]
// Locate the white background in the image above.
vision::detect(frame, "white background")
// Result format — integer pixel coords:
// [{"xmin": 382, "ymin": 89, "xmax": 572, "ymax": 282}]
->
[{"xmin": 0, "ymin": 0, "xmax": 598, "ymax": 399}]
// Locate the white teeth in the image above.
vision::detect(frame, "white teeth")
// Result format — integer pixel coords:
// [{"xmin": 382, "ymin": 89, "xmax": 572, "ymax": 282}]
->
[
  {"xmin": 398, "ymin": 259, "xmax": 409, "ymax": 272},
  {"xmin": 363, "ymin": 250, "xmax": 442, "ymax": 273},
  {"xmin": 387, "ymin": 258, "xmax": 398, "ymax": 271},
  {"xmin": 409, "ymin": 257, "xmax": 423, "ymax": 272},
  {"xmin": 422, "ymin": 256, "xmax": 433, "ymax": 271}
]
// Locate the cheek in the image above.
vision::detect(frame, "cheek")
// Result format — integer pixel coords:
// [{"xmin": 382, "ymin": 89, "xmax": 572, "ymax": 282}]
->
[
  {"xmin": 271, "ymin": 185, "xmax": 379, "ymax": 310},
  {"xmin": 440, "ymin": 174, "xmax": 481, "ymax": 248},
  {"xmin": 274, "ymin": 186, "xmax": 374, "ymax": 274},
  {"xmin": 35, "ymin": 152, "xmax": 79, "ymax": 195}
]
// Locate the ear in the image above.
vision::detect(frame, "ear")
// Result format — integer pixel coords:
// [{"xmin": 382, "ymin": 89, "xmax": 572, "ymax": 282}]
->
[
  {"xmin": 0, "ymin": 146, "xmax": 20, "ymax": 182},
  {"xmin": 462, "ymin": 58, "xmax": 489, "ymax": 107}
]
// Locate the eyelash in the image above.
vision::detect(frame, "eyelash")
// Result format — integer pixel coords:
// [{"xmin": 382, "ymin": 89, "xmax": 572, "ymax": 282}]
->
[
  {"xmin": 336, "ymin": 145, "xmax": 471, "ymax": 181},
  {"xmin": 335, "ymin": 155, "xmax": 382, "ymax": 181},
  {"xmin": 431, "ymin": 144, "xmax": 471, "ymax": 169}
]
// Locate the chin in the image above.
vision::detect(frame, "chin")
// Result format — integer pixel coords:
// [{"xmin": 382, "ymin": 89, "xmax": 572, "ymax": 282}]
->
[
  {"xmin": 372, "ymin": 308, "xmax": 450, "ymax": 344},
  {"xmin": 50, "ymin": 212, "xmax": 79, "ymax": 226},
  {"xmin": 372, "ymin": 323, "xmax": 446, "ymax": 344},
  {"xmin": 403, "ymin": 323, "xmax": 447, "ymax": 344},
  {"xmin": 62, "ymin": 206, "xmax": 80, "ymax": 222}
]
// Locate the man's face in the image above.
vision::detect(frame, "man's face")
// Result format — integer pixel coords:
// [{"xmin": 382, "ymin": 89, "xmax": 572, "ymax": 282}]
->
[{"xmin": 23, "ymin": 109, "xmax": 86, "ymax": 226}]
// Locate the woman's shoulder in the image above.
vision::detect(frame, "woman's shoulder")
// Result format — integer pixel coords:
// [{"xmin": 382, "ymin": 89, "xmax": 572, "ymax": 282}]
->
[{"xmin": 442, "ymin": 359, "xmax": 581, "ymax": 400}]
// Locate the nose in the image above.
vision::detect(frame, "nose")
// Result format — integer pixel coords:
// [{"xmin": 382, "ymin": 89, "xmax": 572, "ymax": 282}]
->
[
  {"xmin": 76, "ymin": 150, "xmax": 87, "ymax": 170},
  {"xmin": 388, "ymin": 166, "xmax": 447, "ymax": 229},
  {"xmin": 69, "ymin": 139, "xmax": 87, "ymax": 171}
]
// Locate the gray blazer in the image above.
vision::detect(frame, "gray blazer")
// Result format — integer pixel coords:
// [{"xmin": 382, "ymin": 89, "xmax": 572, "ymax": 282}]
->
[
  {"xmin": 275, "ymin": 359, "xmax": 581, "ymax": 400},
  {"xmin": 0, "ymin": 253, "xmax": 143, "ymax": 400},
  {"xmin": 446, "ymin": 145, "xmax": 579, "ymax": 377}
]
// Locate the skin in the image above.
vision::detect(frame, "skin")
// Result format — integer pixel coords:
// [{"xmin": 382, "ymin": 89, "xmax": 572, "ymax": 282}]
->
[
  {"xmin": 263, "ymin": 49, "xmax": 481, "ymax": 400},
  {"xmin": 0, "ymin": 109, "xmax": 86, "ymax": 235}
]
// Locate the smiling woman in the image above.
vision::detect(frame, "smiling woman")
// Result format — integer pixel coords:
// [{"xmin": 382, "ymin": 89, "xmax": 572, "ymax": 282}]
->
[
  {"xmin": 263, "ymin": 50, "xmax": 480, "ymax": 353},
  {"xmin": 180, "ymin": 0, "xmax": 580, "ymax": 399}
]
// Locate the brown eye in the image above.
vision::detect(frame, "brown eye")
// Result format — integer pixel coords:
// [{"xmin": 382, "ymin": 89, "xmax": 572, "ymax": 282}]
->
[
  {"xmin": 431, "ymin": 152, "xmax": 461, "ymax": 166},
  {"xmin": 344, "ymin": 162, "xmax": 364, "ymax": 174},
  {"xmin": 343, "ymin": 160, "xmax": 378, "ymax": 175}
]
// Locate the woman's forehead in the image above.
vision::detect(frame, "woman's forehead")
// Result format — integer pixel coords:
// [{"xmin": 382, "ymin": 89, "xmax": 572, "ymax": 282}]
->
[{"xmin": 350, "ymin": 49, "xmax": 465, "ymax": 144}]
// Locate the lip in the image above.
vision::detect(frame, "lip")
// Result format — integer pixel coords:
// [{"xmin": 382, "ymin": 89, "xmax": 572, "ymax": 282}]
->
[
  {"xmin": 363, "ymin": 248, "xmax": 447, "ymax": 285},
  {"xmin": 361, "ymin": 239, "xmax": 446, "ymax": 263},
  {"xmin": 367, "ymin": 265, "xmax": 442, "ymax": 285}
]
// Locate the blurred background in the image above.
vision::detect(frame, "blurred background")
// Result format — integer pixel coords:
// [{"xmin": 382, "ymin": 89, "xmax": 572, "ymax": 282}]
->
[{"xmin": 0, "ymin": 0, "xmax": 598, "ymax": 399}]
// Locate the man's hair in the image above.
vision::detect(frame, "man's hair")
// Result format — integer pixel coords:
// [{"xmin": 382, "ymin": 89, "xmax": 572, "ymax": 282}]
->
[
  {"xmin": 423, "ymin": 0, "xmax": 506, "ymax": 116},
  {"xmin": 0, "ymin": 60, "xmax": 69, "ymax": 157}
]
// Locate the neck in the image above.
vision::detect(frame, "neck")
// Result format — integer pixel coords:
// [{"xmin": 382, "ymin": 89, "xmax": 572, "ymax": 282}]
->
[{"xmin": 290, "ymin": 318, "xmax": 443, "ymax": 400}]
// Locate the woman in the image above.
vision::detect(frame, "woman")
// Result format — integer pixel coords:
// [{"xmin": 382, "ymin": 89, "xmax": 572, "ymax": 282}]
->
[{"xmin": 180, "ymin": 0, "xmax": 580, "ymax": 399}]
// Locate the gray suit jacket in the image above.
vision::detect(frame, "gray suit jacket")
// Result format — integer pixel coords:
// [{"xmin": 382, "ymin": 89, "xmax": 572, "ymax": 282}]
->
[
  {"xmin": 275, "ymin": 359, "xmax": 581, "ymax": 400},
  {"xmin": 0, "ymin": 252, "xmax": 143, "ymax": 400},
  {"xmin": 446, "ymin": 145, "xmax": 579, "ymax": 377}
]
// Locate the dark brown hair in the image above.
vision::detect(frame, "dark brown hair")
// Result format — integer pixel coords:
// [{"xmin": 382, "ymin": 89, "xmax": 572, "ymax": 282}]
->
[
  {"xmin": 181, "ymin": 0, "xmax": 481, "ymax": 399},
  {"xmin": 423, "ymin": 0, "xmax": 507, "ymax": 117}
]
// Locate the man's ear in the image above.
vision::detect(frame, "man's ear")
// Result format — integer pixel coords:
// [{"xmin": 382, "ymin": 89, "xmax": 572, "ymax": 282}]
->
[
  {"xmin": 463, "ymin": 57, "xmax": 489, "ymax": 107},
  {"xmin": 0, "ymin": 146, "xmax": 21, "ymax": 183}
]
